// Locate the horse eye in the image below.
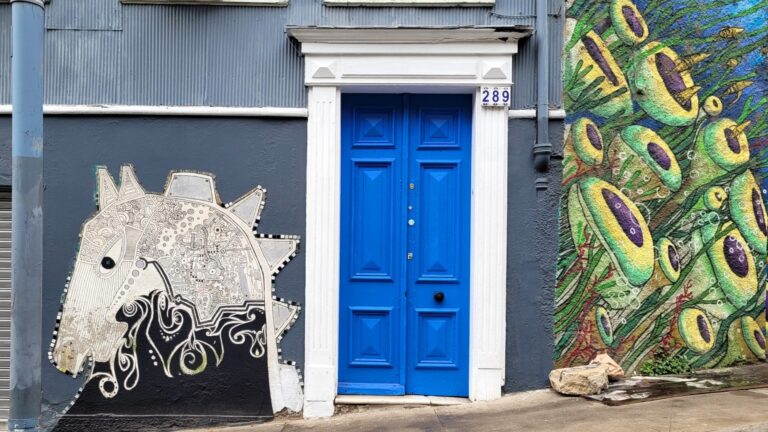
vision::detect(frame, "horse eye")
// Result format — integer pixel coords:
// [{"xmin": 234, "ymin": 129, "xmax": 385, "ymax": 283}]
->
[{"xmin": 101, "ymin": 257, "xmax": 116, "ymax": 270}]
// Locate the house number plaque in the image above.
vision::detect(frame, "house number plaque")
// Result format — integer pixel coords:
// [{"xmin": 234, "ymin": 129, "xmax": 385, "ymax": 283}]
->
[{"xmin": 480, "ymin": 86, "xmax": 511, "ymax": 107}]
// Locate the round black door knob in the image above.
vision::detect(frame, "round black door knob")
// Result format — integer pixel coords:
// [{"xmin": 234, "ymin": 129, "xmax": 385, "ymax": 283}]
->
[{"xmin": 433, "ymin": 291, "xmax": 445, "ymax": 302}]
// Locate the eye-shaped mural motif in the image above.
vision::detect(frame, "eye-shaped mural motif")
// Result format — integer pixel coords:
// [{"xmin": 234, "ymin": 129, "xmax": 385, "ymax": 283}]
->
[
  {"xmin": 49, "ymin": 165, "xmax": 302, "ymax": 422},
  {"xmin": 557, "ymin": 0, "xmax": 768, "ymax": 372}
]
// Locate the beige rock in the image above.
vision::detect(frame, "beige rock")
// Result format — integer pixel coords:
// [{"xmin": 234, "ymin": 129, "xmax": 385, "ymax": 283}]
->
[
  {"xmin": 590, "ymin": 353, "xmax": 625, "ymax": 381},
  {"xmin": 549, "ymin": 364, "xmax": 609, "ymax": 396}
]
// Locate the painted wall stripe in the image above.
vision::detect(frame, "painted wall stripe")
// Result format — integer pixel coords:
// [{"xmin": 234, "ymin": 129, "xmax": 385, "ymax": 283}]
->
[
  {"xmin": 508, "ymin": 109, "xmax": 566, "ymax": 119},
  {"xmin": 0, "ymin": 105, "xmax": 564, "ymax": 120},
  {"xmin": 0, "ymin": 104, "xmax": 309, "ymax": 118}
]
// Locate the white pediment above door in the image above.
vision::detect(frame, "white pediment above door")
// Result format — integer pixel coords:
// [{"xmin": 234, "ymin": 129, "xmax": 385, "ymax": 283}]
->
[{"xmin": 288, "ymin": 27, "xmax": 531, "ymax": 87}]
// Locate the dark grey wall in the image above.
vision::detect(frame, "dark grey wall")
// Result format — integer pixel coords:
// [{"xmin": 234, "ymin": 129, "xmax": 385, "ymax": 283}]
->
[
  {"xmin": 0, "ymin": 113, "xmax": 562, "ymax": 421},
  {"xmin": 0, "ymin": 1, "xmax": 564, "ymax": 109},
  {"xmin": 26, "ymin": 116, "xmax": 307, "ymax": 426},
  {"xmin": 0, "ymin": 118, "xmax": 8, "ymax": 185},
  {"xmin": 504, "ymin": 118, "xmax": 563, "ymax": 392}
]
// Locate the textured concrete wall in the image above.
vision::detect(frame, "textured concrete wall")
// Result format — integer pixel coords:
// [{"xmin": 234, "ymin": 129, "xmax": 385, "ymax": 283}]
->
[{"xmin": 505, "ymin": 118, "xmax": 563, "ymax": 391}]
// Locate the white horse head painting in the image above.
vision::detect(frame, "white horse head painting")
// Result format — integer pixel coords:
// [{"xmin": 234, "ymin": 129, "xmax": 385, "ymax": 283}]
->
[{"xmin": 49, "ymin": 165, "xmax": 303, "ymax": 413}]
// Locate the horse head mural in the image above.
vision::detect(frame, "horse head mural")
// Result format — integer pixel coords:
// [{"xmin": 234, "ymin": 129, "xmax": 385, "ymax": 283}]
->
[{"xmin": 49, "ymin": 165, "xmax": 303, "ymax": 414}]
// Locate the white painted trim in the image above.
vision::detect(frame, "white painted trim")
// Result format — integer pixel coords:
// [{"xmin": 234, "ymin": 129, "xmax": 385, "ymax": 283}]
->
[
  {"xmin": 469, "ymin": 90, "xmax": 508, "ymax": 401},
  {"xmin": 324, "ymin": 0, "xmax": 494, "ymax": 6},
  {"xmin": 121, "ymin": 0, "xmax": 288, "ymax": 6},
  {"xmin": 299, "ymin": 28, "xmax": 511, "ymax": 419},
  {"xmin": 0, "ymin": 104, "xmax": 308, "ymax": 117},
  {"xmin": 336, "ymin": 395, "xmax": 431, "ymax": 405},
  {"xmin": 508, "ymin": 108, "xmax": 566, "ymax": 119},
  {"xmin": 303, "ymin": 87, "xmax": 342, "ymax": 419}
]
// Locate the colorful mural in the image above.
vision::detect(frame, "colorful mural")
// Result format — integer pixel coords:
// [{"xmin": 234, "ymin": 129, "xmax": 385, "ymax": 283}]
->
[
  {"xmin": 49, "ymin": 166, "xmax": 303, "ymax": 421},
  {"xmin": 556, "ymin": 0, "xmax": 768, "ymax": 372}
]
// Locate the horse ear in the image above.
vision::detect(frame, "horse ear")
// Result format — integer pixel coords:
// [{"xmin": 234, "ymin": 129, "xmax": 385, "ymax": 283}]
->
[
  {"xmin": 96, "ymin": 166, "xmax": 119, "ymax": 209},
  {"xmin": 118, "ymin": 164, "xmax": 146, "ymax": 201},
  {"xmin": 164, "ymin": 172, "xmax": 218, "ymax": 204},
  {"xmin": 229, "ymin": 187, "xmax": 265, "ymax": 227}
]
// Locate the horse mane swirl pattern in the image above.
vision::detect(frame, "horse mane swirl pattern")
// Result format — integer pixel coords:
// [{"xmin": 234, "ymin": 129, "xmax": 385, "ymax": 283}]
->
[{"xmin": 91, "ymin": 289, "xmax": 268, "ymax": 399}]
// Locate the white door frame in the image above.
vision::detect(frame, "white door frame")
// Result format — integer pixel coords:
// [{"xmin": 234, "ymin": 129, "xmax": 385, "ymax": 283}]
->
[{"xmin": 289, "ymin": 27, "xmax": 528, "ymax": 418}]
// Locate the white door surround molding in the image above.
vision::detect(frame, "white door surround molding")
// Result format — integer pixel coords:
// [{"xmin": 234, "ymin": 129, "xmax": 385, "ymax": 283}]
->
[{"xmin": 290, "ymin": 27, "xmax": 528, "ymax": 419}]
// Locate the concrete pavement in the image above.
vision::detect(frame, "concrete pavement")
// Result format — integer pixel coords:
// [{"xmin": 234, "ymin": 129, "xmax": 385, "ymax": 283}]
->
[{"xmin": 183, "ymin": 388, "xmax": 768, "ymax": 432}]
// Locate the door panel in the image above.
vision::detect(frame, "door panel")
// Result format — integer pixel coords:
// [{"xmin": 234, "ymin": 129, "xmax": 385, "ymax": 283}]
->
[
  {"xmin": 417, "ymin": 109, "xmax": 462, "ymax": 149},
  {"xmin": 406, "ymin": 95, "xmax": 471, "ymax": 396},
  {"xmin": 349, "ymin": 307, "xmax": 394, "ymax": 367},
  {"xmin": 352, "ymin": 107, "xmax": 398, "ymax": 149},
  {"xmin": 416, "ymin": 162, "xmax": 460, "ymax": 282},
  {"xmin": 339, "ymin": 95, "xmax": 406, "ymax": 395},
  {"xmin": 339, "ymin": 94, "xmax": 470, "ymax": 397},
  {"xmin": 350, "ymin": 160, "xmax": 397, "ymax": 281},
  {"xmin": 415, "ymin": 309, "xmax": 460, "ymax": 368}
]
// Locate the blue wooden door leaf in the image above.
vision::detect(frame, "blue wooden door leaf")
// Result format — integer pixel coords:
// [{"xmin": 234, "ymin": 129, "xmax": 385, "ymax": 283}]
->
[{"xmin": 339, "ymin": 94, "xmax": 471, "ymax": 397}]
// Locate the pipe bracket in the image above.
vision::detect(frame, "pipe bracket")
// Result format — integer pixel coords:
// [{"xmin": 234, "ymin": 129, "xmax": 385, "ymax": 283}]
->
[{"xmin": 535, "ymin": 177, "xmax": 549, "ymax": 190}]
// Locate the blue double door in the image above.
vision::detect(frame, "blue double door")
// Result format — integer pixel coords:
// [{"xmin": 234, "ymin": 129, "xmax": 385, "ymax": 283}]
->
[{"xmin": 339, "ymin": 94, "xmax": 472, "ymax": 397}]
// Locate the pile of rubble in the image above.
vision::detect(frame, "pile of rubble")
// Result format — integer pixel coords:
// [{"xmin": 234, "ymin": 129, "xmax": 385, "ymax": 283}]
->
[{"xmin": 549, "ymin": 354, "xmax": 624, "ymax": 396}]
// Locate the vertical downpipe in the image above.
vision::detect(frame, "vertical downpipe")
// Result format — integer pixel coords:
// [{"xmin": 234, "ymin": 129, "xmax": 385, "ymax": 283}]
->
[
  {"xmin": 533, "ymin": 0, "xmax": 552, "ymax": 192},
  {"xmin": 9, "ymin": 0, "xmax": 45, "ymax": 430}
]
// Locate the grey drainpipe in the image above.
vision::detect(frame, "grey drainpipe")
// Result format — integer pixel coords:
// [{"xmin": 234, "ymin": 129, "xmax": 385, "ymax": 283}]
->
[
  {"xmin": 533, "ymin": 0, "xmax": 552, "ymax": 190},
  {"xmin": 9, "ymin": 0, "xmax": 45, "ymax": 430}
]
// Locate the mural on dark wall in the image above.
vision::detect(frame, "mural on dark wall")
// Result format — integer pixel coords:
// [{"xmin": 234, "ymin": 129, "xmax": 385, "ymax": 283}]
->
[
  {"xmin": 556, "ymin": 0, "xmax": 768, "ymax": 372},
  {"xmin": 49, "ymin": 165, "xmax": 303, "ymax": 421}
]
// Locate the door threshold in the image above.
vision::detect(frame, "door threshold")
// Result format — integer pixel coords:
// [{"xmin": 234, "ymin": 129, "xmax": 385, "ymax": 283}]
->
[{"xmin": 335, "ymin": 395, "xmax": 471, "ymax": 406}]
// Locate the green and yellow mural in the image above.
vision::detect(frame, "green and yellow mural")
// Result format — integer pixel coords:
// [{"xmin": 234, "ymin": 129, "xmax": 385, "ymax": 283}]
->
[{"xmin": 556, "ymin": 0, "xmax": 768, "ymax": 372}]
